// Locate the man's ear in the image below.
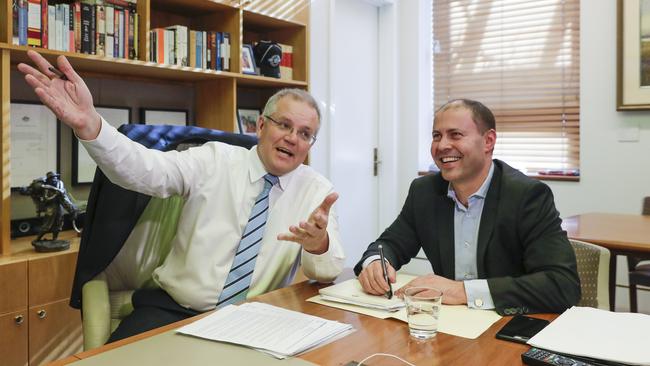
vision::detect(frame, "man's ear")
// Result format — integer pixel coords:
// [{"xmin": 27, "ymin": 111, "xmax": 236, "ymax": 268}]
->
[
  {"xmin": 484, "ymin": 129, "xmax": 497, "ymax": 153},
  {"xmin": 256, "ymin": 115, "xmax": 265, "ymax": 138}
]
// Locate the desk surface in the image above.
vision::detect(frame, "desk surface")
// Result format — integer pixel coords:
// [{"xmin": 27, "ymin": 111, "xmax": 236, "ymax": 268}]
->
[
  {"xmin": 562, "ymin": 212, "xmax": 650, "ymax": 252},
  {"xmin": 59, "ymin": 280, "xmax": 555, "ymax": 366}
]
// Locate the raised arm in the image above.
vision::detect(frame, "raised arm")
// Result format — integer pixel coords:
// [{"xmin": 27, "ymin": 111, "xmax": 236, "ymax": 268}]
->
[{"xmin": 17, "ymin": 50, "xmax": 101, "ymax": 140}]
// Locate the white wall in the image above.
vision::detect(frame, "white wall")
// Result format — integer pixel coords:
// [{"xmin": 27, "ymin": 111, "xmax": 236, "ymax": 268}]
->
[{"xmin": 549, "ymin": 1, "xmax": 650, "ymax": 218}]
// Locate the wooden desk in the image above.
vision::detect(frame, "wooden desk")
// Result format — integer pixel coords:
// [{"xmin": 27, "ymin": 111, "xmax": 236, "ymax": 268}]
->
[
  {"xmin": 57, "ymin": 280, "xmax": 555, "ymax": 366},
  {"xmin": 562, "ymin": 213, "xmax": 650, "ymax": 311}
]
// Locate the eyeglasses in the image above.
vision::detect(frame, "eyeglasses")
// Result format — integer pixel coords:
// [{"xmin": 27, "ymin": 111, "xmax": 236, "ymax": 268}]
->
[{"xmin": 264, "ymin": 115, "xmax": 317, "ymax": 145}]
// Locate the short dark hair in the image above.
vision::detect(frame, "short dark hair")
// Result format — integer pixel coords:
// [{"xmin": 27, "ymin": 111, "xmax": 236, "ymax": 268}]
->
[{"xmin": 434, "ymin": 99, "xmax": 495, "ymax": 133}]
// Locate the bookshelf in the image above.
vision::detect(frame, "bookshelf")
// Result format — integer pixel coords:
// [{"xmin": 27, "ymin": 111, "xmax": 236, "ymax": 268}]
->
[{"xmin": 0, "ymin": 0, "xmax": 310, "ymax": 257}]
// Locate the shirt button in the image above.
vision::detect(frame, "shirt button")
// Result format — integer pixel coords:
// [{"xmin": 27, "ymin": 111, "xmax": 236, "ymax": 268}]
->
[
  {"xmin": 464, "ymin": 241, "xmax": 470, "ymax": 248},
  {"xmin": 464, "ymin": 273, "xmax": 472, "ymax": 279}
]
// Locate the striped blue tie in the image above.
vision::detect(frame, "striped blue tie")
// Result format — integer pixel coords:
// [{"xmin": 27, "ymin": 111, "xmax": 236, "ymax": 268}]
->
[{"xmin": 217, "ymin": 173, "xmax": 279, "ymax": 307}]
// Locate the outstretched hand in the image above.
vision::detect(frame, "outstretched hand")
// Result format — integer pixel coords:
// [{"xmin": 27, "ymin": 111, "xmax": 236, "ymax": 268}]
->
[
  {"xmin": 277, "ymin": 192, "xmax": 339, "ymax": 254},
  {"xmin": 17, "ymin": 50, "xmax": 101, "ymax": 140}
]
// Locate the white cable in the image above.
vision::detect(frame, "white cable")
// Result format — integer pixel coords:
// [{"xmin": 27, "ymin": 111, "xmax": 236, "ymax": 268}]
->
[{"xmin": 357, "ymin": 352, "xmax": 416, "ymax": 366}]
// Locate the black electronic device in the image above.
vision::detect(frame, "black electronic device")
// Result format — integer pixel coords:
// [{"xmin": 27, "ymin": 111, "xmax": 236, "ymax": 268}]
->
[
  {"xmin": 522, "ymin": 347, "xmax": 597, "ymax": 366},
  {"xmin": 495, "ymin": 315, "xmax": 549, "ymax": 344}
]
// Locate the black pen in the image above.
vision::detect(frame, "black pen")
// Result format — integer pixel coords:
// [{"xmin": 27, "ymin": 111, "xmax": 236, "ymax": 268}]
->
[
  {"xmin": 378, "ymin": 244, "xmax": 393, "ymax": 299},
  {"xmin": 48, "ymin": 66, "xmax": 68, "ymax": 81}
]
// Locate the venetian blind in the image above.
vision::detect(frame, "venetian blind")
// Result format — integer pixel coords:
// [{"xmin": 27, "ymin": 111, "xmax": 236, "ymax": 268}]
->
[{"xmin": 433, "ymin": 0, "xmax": 580, "ymax": 174}]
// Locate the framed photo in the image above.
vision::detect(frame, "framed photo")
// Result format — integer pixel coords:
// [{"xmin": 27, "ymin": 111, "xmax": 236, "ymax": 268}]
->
[
  {"xmin": 617, "ymin": 0, "xmax": 650, "ymax": 110},
  {"xmin": 241, "ymin": 44, "xmax": 258, "ymax": 75},
  {"xmin": 140, "ymin": 108, "xmax": 189, "ymax": 126},
  {"xmin": 10, "ymin": 101, "xmax": 59, "ymax": 189},
  {"xmin": 72, "ymin": 105, "xmax": 130, "ymax": 185},
  {"xmin": 238, "ymin": 108, "xmax": 260, "ymax": 136}
]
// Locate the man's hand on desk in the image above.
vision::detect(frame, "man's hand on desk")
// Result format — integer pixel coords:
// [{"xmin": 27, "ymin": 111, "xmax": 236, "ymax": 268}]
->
[
  {"xmin": 358, "ymin": 260, "xmax": 397, "ymax": 295},
  {"xmin": 395, "ymin": 274, "xmax": 468, "ymax": 305}
]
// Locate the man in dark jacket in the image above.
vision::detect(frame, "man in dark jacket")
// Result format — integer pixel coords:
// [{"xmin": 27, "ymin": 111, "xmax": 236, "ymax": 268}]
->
[{"xmin": 355, "ymin": 99, "xmax": 580, "ymax": 315}]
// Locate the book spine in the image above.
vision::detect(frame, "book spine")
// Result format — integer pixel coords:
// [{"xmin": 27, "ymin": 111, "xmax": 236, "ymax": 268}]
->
[
  {"xmin": 74, "ymin": 1, "xmax": 81, "ymax": 52},
  {"xmin": 95, "ymin": 4, "xmax": 105, "ymax": 56},
  {"xmin": 54, "ymin": 4, "xmax": 62, "ymax": 50},
  {"xmin": 62, "ymin": 3, "xmax": 69, "ymax": 52},
  {"xmin": 68, "ymin": 3, "xmax": 75, "ymax": 52},
  {"xmin": 80, "ymin": 2, "xmax": 91, "ymax": 53},
  {"xmin": 223, "ymin": 32, "xmax": 230, "ymax": 71},
  {"xmin": 90, "ymin": 2, "xmax": 96, "ymax": 54},
  {"xmin": 18, "ymin": 0, "xmax": 27, "ymax": 46},
  {"xmin": 27, "ymin": 0, "xmax": 42, "ymax": 47},
  {"xmin": 40, "ymin": 0, "xmax": 47, "ymax": 48},
  {"xmin": 47, "ymin": 4, "xmax": 54, "ymax": 50},
  {"xmin": 128, "ymin": 9, "xmax": 134, "ymax": 59}
]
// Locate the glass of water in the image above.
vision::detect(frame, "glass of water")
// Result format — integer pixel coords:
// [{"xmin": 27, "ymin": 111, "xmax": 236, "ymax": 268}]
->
[{"xmin": 404, "ymin": 287, "xmax": 442, "ymax": 340}]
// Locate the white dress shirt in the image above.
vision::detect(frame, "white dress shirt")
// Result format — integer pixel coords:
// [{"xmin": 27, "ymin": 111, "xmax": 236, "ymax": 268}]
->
[{"xmin": 81, "ymin": 119, "xmax": 345, "ymax": 311}]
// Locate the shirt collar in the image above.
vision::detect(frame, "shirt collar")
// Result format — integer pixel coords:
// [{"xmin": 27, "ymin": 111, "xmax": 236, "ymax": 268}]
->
[
  {"xmin": 248, "ymin": 146, "xmax": 298, "ymax": 191},
  {"xmin": 447, "ymin": 161, "xmax": 495, "ymax": 201}
]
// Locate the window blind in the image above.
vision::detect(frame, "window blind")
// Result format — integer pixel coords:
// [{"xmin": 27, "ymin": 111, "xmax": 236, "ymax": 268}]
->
[{"xmin": 433, "ymin": 0, "xmax": 580, "ymax": 174}]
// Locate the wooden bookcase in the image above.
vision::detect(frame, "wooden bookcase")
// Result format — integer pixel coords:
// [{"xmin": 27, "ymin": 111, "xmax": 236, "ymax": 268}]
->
[{"xmin": 0, "ymin": 1, "xmax": 310, "ymax": 364}]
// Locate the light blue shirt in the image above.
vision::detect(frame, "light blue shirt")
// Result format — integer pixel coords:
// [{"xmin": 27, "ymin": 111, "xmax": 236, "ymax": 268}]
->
[{"xmin": 447, "ymin": 162, "xmax": 495, "ymax": 309}]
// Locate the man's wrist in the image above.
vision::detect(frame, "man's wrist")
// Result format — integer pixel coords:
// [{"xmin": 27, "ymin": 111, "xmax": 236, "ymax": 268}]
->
[{"xmin": 305, "ymin": 233, "xmax": 329, "ymax": 255}]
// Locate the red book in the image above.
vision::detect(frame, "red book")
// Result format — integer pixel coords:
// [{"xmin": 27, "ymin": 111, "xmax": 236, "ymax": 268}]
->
[
  {"xmin": 27, "ymin": 0, "xmax": 42, "ymax": 47},
  {"xmin": 40, "ymin": 0, "xmax": 47, "ymax": 48}
]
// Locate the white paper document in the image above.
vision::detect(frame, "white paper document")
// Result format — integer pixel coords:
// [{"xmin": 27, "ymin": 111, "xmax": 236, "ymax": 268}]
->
[
  {"xmin": 528, "ymin": 306, "xmax": 650, "ymax": 365},
  {"xmin": 310, "ymin": 274, "xmax": 502, "ymax": 339},
  {"xmin": 177, "ymin": 302, "xmax": 354, "ymax": 359}
]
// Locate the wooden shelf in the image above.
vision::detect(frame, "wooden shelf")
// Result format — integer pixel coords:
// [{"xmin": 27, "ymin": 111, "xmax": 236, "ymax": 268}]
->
[
  {"xmin": 1, "ymin": 43, "xmax": 307, "ymax": 87},
  {"xmin": 152, "ymin": 0, "xmax": 237, "ymax": 14},
  {"xmin": 243, "ymin": 9, "xmax": 306, "ymax": 30}
]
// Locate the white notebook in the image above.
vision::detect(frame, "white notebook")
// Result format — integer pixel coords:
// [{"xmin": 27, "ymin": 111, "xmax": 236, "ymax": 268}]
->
[{"xmin": 317, "ymin": 274, "xmax": 416, "ymax": 311}]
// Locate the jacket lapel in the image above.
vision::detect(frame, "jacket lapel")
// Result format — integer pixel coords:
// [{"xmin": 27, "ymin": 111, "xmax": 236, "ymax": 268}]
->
[
  {"xmin": 476, "ymin": 161, "xmax": 502, "ymax": 276},
  {"xmin": 435, "ymin": 183, "xmax": 456, "ymax": 279}
]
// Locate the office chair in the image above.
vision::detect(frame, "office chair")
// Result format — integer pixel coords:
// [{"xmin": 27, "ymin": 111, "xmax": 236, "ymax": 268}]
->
[
  {"xmin": 628, "ymin": 196, "xmax": 650, "ymax": 312},
  {"xmin": 569, "ymin": 239, "xmax": 610, "ymax": 310},
  {"xmin": 70, "ymin": 124, "xmax": 257, "ymax": 350}
]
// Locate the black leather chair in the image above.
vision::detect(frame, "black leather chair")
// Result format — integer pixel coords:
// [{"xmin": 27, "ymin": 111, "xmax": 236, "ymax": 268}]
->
[
  {"xmin": 628, "ymin": 196, "xmax": 650, "ymax": 312},
  {"xmin": 69, "ymin": 124, "xmax": 257, "ymax": 349}
]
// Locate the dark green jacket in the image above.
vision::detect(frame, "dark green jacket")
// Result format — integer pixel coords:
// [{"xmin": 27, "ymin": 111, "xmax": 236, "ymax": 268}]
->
[{"xmin": 354, "ymin": 159, "xmax": 580, "ymax": 315}]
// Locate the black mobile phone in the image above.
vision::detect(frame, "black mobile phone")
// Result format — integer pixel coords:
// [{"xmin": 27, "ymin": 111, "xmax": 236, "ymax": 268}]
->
[{"xmin": 495, "ymin": 315, "xmax": 550, "ymax": 344}]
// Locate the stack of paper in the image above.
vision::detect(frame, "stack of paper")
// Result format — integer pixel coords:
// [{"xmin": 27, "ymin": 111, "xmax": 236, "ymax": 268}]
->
[
  {"xmin": 177, "ymin": 302, "xmax": 354, "ymax": 359},
  {"xmin": 318, "ymin": 278, "xmax": 407, "ymax": 311},
  {"xmin": 528, "ymin": 306, "xmax": 650, "ymax": 365}
]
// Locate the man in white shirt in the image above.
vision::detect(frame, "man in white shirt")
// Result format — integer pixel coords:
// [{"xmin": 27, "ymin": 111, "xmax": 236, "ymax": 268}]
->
[{"xmin": 18, "ymin": 50, "xmax": 345, "ymax": 341}]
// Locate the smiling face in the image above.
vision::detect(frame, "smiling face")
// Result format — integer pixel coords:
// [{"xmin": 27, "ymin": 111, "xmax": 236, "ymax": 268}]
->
[
  {"xmin": 431, "ymin": 106, "xmax": 496, "ymax": 193},
  {"xmin": 256, "ymin": 96, "xmax": 319, "ymax": 176}
]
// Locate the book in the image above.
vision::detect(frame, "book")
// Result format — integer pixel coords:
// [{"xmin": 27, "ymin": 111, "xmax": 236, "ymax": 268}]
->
[
  {"xmin": 279, "ymin": 43, "xmax": 293, "ymax": 80},
  {"xmin": 222, "ymin": 32, "xmax": 230, "ymax": 71},
  {"xmin": 80, "ymin": 2, "xmax": 92, "ymax": 54},
  {"xmin": 27, "ymin": 0, "xmax": 42, "ymax": 47},
  {"xmin": 40, "ymin": 0, "xmax": 47, "ymax": 48},
  {"xmin": 18, "ymin": 0, "xmax": 28, "ymax": 46},
  {"xmin": 95, "ymin": 3, "xmax": 105, "ymax": 56}
]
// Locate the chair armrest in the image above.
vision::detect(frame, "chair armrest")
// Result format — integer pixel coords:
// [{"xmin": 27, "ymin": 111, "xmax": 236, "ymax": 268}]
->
[{"xmin": 81, "ymin": 273, "xmax": 111, "ymax": 351}]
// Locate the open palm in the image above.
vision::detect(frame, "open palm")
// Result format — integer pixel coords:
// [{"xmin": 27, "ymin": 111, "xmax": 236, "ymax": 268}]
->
[{"xmin": 17, "ymin": 50, "xmax": 101, "ymax": 140}]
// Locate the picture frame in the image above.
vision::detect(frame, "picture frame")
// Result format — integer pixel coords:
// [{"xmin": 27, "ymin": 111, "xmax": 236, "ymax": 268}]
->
[
  {"xmin": 617, "ymin": 0, "xmax": 650, "ymax": 110},
  {"xmin": 72, "ymin": 105, "xmax": 131, "ymax": 185},
  {"xmin": 238, "ymin": 108, "xmax": 261, "ymax": 136},
  {"xmin": 140, "ymin": 108, "xmax": 189, "ymax": 126},
  {"xmin": 241, "ymin": 44, "xmax": 258, "ymax": 75},
  {"xmin": 10, "ymin": 101, "xmax": 60, "ymax": 189}
]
